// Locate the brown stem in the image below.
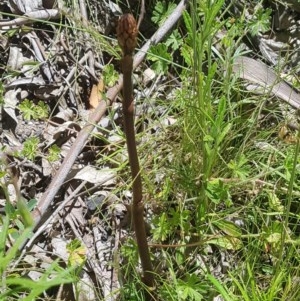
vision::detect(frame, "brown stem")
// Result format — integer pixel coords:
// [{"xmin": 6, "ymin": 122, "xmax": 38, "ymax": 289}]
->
[{"xmin": 117, "ymin": 14, "xmax": 154, "ymax": 289}]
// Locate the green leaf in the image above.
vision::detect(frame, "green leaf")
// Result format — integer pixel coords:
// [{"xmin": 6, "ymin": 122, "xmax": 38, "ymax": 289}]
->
[
  {"xmin": 214, "ymin": 122, "xmax": 232, "ymax": 147},
  {"xmin": 147, "ymin": 44, "xmax": 172, "ymax": 74},
  {"xmin": 180, "ymin": 44, "xmax": 193, "ymax": 67},
  {"xmin": 206, "ymin": 179, "xmax": 231, "ymax": 205},
  {"xmin": 18, "ymin": 99, "xmax": 48, "ymax": 120},
  {"xmin": 17, "ymin": 197, "xmax": 34, "ymax": 227},
  {"xmin": 35, "ymin": 100, "xmax": 49, "ymax": 119},
  {"xmin": 165, "ymin": 29, "xmax": 182, "ymax": 51},
  {"xmin": 212, "ymin": 219, "xmax": 242, "ymax": 237},
  {"xmin": 47, "ymin": 144, "xmax": 60, "ymax": 162},
  {"xmin": 152, "ymin": 212, "xmax": 171, "ymax": 241},
  {"xmin": 248, "ymin": 7, "xmax": 271, "ymax": 36},
  {"xmin": 5, "ymin": 201, "xmax": 16, "ymax": 216},
  {"xmin": 18, "ymin": 99, "xmax": 36, "ymax": 120},
  {"xmin": 227, "ymin": 154, "xmax": 249, "ymax": 180},
  {"xmin": 27, "ymin": 199, "xmax": 37, "ymax": 211},
  {"xmin": 21, "ymin": 137, "xmax": 40, "ymax": 160},
  {"xmin": 177, "ymin": 274, "xmax": 208, "ymax": 300},
  {"xmin": 208, "ymin": 236, "xmax": 243, "ymax": 250},
  {"xmin": 67, "ymin": 239, "xmax": 86, "ymax": 267},
  {"xmin": 182, "ymin": 10, "xmax": 192, "ymax": 35},
  {"xmin": 266, "ymin": 232, "xmax": 281, "ymax": 244},
  {"xmin": 103, "ymin": 64, "xmax": 119, "ymax": 87},
  {"xmin": 267, "ymin": 191, "xmax": 284, "ymax": 213},
  {"xmin": 151, "ymin": 1, "xmax": 176, "ymax": 26}
]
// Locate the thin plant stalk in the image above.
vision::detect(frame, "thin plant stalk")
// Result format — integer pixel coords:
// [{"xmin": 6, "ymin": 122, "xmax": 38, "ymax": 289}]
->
[
  {"xmin": 117, "ymin": 13, "xmax": 154, "ymax": 290},
  {"xmin": 276, "ymin": 126, "xmax": 300, "ymax": 274}
]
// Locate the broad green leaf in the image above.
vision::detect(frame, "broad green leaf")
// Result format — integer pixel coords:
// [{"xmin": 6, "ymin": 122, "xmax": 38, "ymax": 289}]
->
[
  {"xmin": 213, "ymin": 219, "xmax": 242, "ymax": 237},
  {"xmin": 208, "ymin": 236, "xmax": 243, "ymax": 250},
  {"xmin": 17, "ymin": 197, "xmax": 34, "ymax": 228}
]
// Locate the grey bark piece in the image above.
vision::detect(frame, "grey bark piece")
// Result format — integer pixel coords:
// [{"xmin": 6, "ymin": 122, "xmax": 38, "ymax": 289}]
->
[
  {"xmin": 3, "ymin": 89, "xmax": 19, "ymax": 126},
  {"xmin": 8, "ymin": 0, "xmax": 43, "ymax": 14},
  {"xmin": 233, "ymin": 56, "xmax": 300, "ymax": 110}
]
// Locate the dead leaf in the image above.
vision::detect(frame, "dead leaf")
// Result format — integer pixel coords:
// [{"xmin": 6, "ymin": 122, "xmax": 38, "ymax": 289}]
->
[
  {"xmin": 278, "ymin": 124, "xmax": 297, "ymax": 144},
  {"xmin": 74, "ymin": 166, "xmax": 116, "ymax": 185},
  {"xmin": 89, "ymin": 79, "xmax": 104, "ymax": 110}
]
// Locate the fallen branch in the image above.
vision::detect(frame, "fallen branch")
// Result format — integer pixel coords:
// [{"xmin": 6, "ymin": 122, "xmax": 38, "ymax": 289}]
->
[{"xmin": 0, "ymin": 9, "xmax": 62, "ymax": 29}]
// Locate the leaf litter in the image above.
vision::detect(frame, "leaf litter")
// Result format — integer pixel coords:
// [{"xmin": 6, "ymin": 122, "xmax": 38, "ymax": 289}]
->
[{"xmin": 2, "ymin": 0, "xmax": 300, "ymax": 300}]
